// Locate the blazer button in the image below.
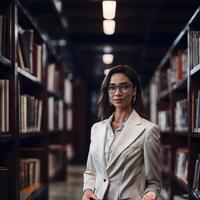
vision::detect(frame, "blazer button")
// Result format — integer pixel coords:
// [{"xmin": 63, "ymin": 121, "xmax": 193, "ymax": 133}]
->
[{"xmin": 103, "ymin": 179, "xmax": 106, "ymax": 182}]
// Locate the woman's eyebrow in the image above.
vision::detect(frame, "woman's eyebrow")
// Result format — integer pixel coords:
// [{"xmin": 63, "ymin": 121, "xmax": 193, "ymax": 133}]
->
[{"xmin": 109, "ymin": 81, "xmax": 130, "ymax": 85}]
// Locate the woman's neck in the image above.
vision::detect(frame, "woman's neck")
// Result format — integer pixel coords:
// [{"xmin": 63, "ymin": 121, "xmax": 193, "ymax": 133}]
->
[{"xmin": 113, "ymin": 107, "xmax": 133, "ymax": 123}]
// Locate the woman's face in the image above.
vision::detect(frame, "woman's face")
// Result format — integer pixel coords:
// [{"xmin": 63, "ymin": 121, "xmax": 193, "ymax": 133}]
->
[{"xmin": 108, "ymin": 73, "xmax": 136, "ymax": 110}]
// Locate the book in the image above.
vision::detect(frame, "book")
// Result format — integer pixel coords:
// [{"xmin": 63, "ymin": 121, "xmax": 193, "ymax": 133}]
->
[
  {"xmin": 18, "ymin": 27, "xmax": 34, "ymax": 73},
  {"xmin": 0, "ymin": 15, "xmax": 6, "ymax": 56},
  {"xmin": 174, "ymin": 148, "xmax": 188, "ymax": 183}
]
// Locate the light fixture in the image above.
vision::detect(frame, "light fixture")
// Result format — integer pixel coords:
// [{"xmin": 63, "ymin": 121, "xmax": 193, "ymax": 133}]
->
[
  {"xmin": 53, "ymin": 0, "xmax": 62, "ymax": 12},
  {"xmin": 102, "ymin": 1, "xmax": 116, "ymax": 19},
  {"xmin": 103, "ymin": 20, "xmax": 115, "ymax": 35},
  {"xmin": 102, "ymin": 54, "xmax": 114, "ymax": 64},
  {"xmin": 104, "ymin": 68, "xmax": 111, "ymax": 76}
]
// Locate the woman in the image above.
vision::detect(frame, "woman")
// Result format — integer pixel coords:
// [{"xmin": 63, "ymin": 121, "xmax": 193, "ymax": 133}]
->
[{"xmin": 82, "ymin": 65, "xmax": 161, "ymax": 200}]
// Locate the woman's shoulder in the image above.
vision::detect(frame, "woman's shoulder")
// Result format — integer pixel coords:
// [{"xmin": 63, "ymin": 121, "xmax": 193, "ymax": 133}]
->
[
  {"xmin": 92, "ymin": 119, "xmax": 108, "ymax": 129},
  {"xmin": 141, "ymin": 117, "xmax": 159, "ymax": 131}
]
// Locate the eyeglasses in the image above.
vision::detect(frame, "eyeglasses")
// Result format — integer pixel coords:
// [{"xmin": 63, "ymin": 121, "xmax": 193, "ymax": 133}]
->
[{"xmin": 108, "ymin": 82, "xmax": 133, "ymax": 94}]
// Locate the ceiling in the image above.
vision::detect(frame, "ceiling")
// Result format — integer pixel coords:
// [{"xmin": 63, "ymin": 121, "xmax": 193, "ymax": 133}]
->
[{"xmin": 23, "ymin": 0, "xmax": 200, "ymax": 89}]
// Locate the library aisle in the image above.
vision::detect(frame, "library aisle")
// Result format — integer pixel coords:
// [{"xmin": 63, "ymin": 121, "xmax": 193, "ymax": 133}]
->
[{"xmin": 49, "ymin": 165, "xmax": 85, "ymax": 200}]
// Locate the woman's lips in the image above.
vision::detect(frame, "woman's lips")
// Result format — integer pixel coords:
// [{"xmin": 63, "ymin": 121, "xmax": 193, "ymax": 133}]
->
[{"xmin": 114, "ymin": 99, "xmax": 123, "ymax": 102}]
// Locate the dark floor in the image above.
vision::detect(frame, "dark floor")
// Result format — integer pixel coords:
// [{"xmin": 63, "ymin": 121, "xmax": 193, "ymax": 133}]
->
[{"xmin": 49, "ymin": 165, "xmax": 85, "ymax": 200}]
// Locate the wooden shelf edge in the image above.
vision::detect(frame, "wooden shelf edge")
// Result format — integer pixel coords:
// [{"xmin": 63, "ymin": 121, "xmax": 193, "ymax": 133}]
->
[
  {"xmin": 172, "ymin": 78, "xmax": 187, "ymax": 92},
  {"xmin": 0, "ymin": 55, "xmax": 11, "ymax": 67},
  {"xmin": 48, "ymin": 130, "xmax": 70, "ymax": 135},
  {"xmin": 17, "ymin": 67, "xmax": 45, "ymax": 90},
  {"xmin": 47, "ymin": 90, "xmax": 62, "ymax": 100},
  {"xmin": 191, "ymin": 132, "xmax": 200, "ymax": 139},
  {"xmin": 0, "ymin": 133, "xmax": 14, "ymax": 142},
  {"xmin": 20, "ymin": 184, "xmax": 47, "ymax": 200},
  {"xmin": 20, "ymin": 132, "xmax": 46, "ymax": 139},
  {"xmin": 191, "ymin": 64, "xmax": 200, "ymax": 76},
  {"xmin": 173, "ymin": 131, "xmax": 188, "ymax": 137},
  {"xmin": 159, "ymin": 90, "xmax": 170, "ymax": 100}
]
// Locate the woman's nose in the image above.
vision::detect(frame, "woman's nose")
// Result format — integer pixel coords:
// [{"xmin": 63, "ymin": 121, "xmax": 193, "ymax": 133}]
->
[{"xmin": 114, "ymin": 87, "xmax": 122, "ymax": 95}]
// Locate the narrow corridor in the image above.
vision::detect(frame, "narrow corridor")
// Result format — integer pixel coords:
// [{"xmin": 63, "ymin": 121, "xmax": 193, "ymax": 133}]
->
[{"xmin": 49, "ymin": 165, "xmax": 85, "ymax": 200}]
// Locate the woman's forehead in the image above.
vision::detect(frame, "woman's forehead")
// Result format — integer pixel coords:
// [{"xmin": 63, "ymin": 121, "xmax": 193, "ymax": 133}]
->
[{"xmin": 110, "ymin": 73, "xmax": 130, "ymax": 83}]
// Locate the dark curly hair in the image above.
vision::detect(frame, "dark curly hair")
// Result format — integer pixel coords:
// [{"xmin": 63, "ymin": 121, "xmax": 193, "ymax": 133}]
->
[{"xmin": 97, "ymin": 64, "xmax": 145, "ymax": 120}]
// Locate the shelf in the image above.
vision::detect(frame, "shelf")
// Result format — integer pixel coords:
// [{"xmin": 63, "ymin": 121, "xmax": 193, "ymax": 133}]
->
[
  {"xmin": 0, "ymin": 134, "xmax": 14, "ymax": 143},
  {"xmin": 191, "ymin": 64, "xmax": 200, "ymax": 78},
  {"xmin": 16, "ymin": 0, "xmax": 58, "ymax": 59},
  {"xmin": 48, "ymin": 130, "xmax": 69, "ymax": 136},
  {"xmin": 173, "ymin": 131, "xmax": 188, "ymax": 137},
  {"xmin": 0, "ymin": 55, "xmax": 11, "ymax": 68},
  {"xmin": 17, "ymin": 67, "xmax": 44, "ymax": 89},
  {"xmin": 20, "ymin": 132, "xmax": 46, "ymax": 139},
  {"xmin": 172, "ymin": 78, "xmax": 187, "ymax": 93},
  {"xmin": 47, "ymin": 90, "xmax": 62, "ymax": 100},
  {"xmin": 0, "ymin": 56, "xmax": 11, "ymax": 76},
  {"xmin": 157, "ymin": 7, "xmax": 200, "ymax": 70},
  {"xmin": 20, "ymin": 184, "xmax": 47, "ymax": 200},
  {"xmin": 191, "ymin": 132, "xmax": 200, "ymax": 139},
  {"xmin": 159, "ymin": 90, "xmax": 170, "ymax": 100}
]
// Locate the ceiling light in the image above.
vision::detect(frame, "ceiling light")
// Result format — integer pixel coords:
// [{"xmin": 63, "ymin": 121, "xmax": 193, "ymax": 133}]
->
[
  {"xmin": 102, "ymin": 54, "xmax": 114, "ymax": 64},
  {"xmin": 103, "ymin": 20, "xmax": 115, "ymax": 35},
  {"xmin": 53, "ymin": 0, "xmax": 62, "ymax": 12},
  {"xmin": 102, "ymin": 1, "xmax": 116, "ymax": 19},
  {"xmin": 104, "ymin": 68, "xmax": 111, "ymax": 76}
]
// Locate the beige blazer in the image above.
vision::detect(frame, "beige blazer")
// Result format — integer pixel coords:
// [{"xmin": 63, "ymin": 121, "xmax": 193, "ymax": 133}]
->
[{"xmin": 83, "ymin": 109, "xmax": 161, "ymax": 200}]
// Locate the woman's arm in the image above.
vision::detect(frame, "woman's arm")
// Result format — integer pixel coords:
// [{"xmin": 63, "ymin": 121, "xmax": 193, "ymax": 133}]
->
[
  {"xmin": 143, "ymin": 125, "xmax": 161, "ymax": 199},
  {"xmin": 83, "ymin": 125, "xmax": 98, "ymax": 199}
]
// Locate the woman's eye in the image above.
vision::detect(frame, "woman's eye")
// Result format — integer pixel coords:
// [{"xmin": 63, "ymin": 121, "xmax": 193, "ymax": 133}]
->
[
  {"xmin": 121, "ymin": 84, "xmax": 129, "ymax": 89},
  {"xmin": 109, "ymin": 86, "xmax": 115, "ymax": 90}
]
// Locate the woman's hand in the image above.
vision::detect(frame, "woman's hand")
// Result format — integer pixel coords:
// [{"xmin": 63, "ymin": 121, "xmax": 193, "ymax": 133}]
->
[
  {"xmin": 82, "ymin": 189, "xmax": 100, "ymax": 200},
  {"xmin": 142, "ymin": 192, "xmax": 157, "ymax": 200}
]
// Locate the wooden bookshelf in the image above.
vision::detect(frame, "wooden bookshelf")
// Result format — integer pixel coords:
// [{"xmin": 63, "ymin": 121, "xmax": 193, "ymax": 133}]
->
[
  {"xmin": 0, "ymin": 1, "xmax": 74, "ymax": 199},
  {"xmin": 150, "ymin": 6, "xmax": 200, "ymax": 200}
]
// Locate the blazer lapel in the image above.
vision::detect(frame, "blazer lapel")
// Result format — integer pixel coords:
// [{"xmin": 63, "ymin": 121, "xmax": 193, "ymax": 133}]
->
[
  {"xmin": 95, "ymin": 121, "xmax": 107, "ymax": 169},
  {"xmin": 106, "ymin": 110, "xmax": 145, "ymax": 171}
]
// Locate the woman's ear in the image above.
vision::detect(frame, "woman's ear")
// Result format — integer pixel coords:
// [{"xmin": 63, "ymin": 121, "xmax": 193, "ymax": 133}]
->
[{"xmin": 133, "ymin": 86, "xmax": 137, "ymax": 97}]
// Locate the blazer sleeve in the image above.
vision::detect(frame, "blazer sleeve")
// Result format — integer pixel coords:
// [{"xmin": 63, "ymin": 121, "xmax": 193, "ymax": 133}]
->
[
  {"xmin": 83, "ymin": 125, "xmax": 96, "ymax": 192},
  {"xmin": 143, "ymin": 125, "xmax": 161, "ymax": 197}
]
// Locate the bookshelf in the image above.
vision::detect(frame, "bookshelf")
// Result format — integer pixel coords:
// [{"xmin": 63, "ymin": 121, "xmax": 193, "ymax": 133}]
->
[
  {"xmin": 0, "ymin": 1, "xmax": 73, "ymax": 199},
  {"xmin": 150, "ymin": 6, "xmax": 200, "ymax": 200}
]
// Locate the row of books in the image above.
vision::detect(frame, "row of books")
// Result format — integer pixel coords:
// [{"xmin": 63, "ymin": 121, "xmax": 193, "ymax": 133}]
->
[
  {"xmin": 20, "ymin": 158, "xmax": 40, "ymax": 190},
  {"xmin": 190, "ymin": 30, "xmax": 200, "ymax": 69},
  {"xmin": 17, "ymin": 27, "xmax": 47, "ymax": 82},
  {"xmin": 66, "ymin": 108, "xmax": 73, "ymax": 131},
  {"xmin": 175, "ymin": 99, "xmax": 187, "ymax": 132},
  {"xmin": 170, "ymin": 49, "xmax": 188, "ymax": 87},
  {"xmin": 48, "ymin": 145, "xmax": 65, "ymax": 179},
  {"xmin": 0, "ymin": 15, "xmax": 6, "ymax": 57},
  {"xmin": 194, "ymin": 90, "xmax": 200, "ymax": 132},
  {"xmin": 158, "ymin": 49, "xmax": 187, "ymax": 93},
  {"xmin": 47, "ymin": 63, "xmax": 60, "ymax": 93},
  {"xmin": 0, "ymin": 80, "xmax": 9, "ymax": 132},
  {"xmin": 158, "ymin": 110, "xmax": 171, "ymax": 132},
  {"xmin": 19, "ymin": 95, "xmax": 42, "ymax": 133},
  {"xmin": 174, "ymin": 148, "xmax": 188, "ymax": 184},
  {"xmin": 64, "ymin": 78, "xmax": 72, "ymax": 105},
  {"xmin": 48, "ymin": 98, "xmax": 63, "ymax": 131}
]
